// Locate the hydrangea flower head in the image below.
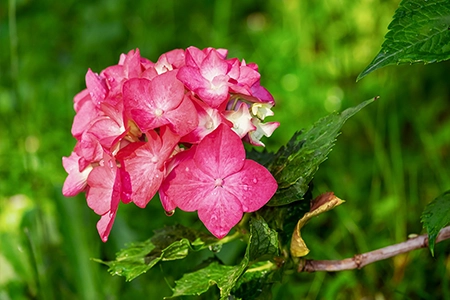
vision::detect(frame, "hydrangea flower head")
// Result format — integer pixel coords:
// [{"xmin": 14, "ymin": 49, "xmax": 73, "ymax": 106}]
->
[{"xmin": 62, "ymin": 47, "xmax": 279, "ymax": 241}]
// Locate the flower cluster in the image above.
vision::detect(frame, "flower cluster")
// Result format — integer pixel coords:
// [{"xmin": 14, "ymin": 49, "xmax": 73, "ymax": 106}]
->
[{"xmin": 62, "ymin": 47, "xmax": 279, "ymax": 241}]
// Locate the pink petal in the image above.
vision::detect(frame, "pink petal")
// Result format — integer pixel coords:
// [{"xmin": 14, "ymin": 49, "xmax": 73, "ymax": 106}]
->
[
  {"xmin": 123, "ymin": 72, "xmax": 187, "ymax": 132},
  {"xmin": 62, "ymin": 152, "xmax": 93, "ymax": 197},
  {"xmin": 160, "ymin": 153, "xmax": 214, "ymax": 212},
  {"xmin": 73, "ymin": 89, "xmax": 91, "ymax": 112},
  {"xmin": 96, "ymin": 172, "xmax": 120, "ymax": 243},
  {"xmin": 71, "ymin": 100, "xmax": 99, "ymax": 139},
  {"xmin": 224, "ymin": 159, "xmax": 278, "ymax": 212},
  {"xmin": 150, "ymin": 71, "xmax": 188, "ymax": 110},
  {"xmin": 177, "ymin": 66, "xmax": 208, "ymax": 92},
  {"xmin": 123, "ymin": 49, "xmax": 142, "ymax": 78},
  {"xmin": 193, "ymin": 124, "xmax": 245, "ymax": 179},
  {"xmin": 85, "ymin": 69, "xmax": 108, "ymax": 106},
  {"xmin": 196, "ymin": 85, "xmax": 229, "ymax": 108},
  {"xmin": 180, "ymin": 98, "xmax": 224, "ymax": 144},
  {"xmin": 155, "ymin": 49, "xmax": 185, "ymax": 73},
  {"xmin": 74, "ymin": 133, "xmax": 103, "ymax": 166},
  {"xmin": 197, "ymin": 188, "xmax": 243, "ymax": 239},
  {"xmin": 200, "ymin": 50, "xmax": 229, "ymax": 82},
  {"xmin": 96, "ymin": 211, "xmax": 116, "ymax": 242},
  {"xmin": 120, "ymin": 129, "xmax": 178, "ymax": 208},
  {"xmin": 162, "ymin": 95, "xmax": 199, "ymax": 136},
  {"xmin": 185, "ymin": 46, "xmax": 206, "ymax": 68},
  {"xmin": 86, "ymin": 156, "xmax": 118, "ymax": 215}
]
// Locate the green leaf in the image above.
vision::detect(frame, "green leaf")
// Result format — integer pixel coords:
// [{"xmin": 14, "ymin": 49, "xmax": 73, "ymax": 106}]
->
[
  {"xmin": 169, "ymin": 261, "xmax": 248, "ymax": 299},
  {"xmin": 420, "ymin": 190, "xmax": 450, "ymax": 256},
  {"xmin": 93, "ymin": 224, "xmax": 218, "ymax": 281},
  {"xmin": 248, "ymin": 216, "xmax": 279, "ymax": 261},
  {"xmin": 170, "ymin": 215, "xmax": 278, "ymax": 298},
  {"xmin": 267, "ymin": 98, "xmax": 376, "ymax": 206},
  {"xmin": 358, "ymin": 0, "xmax": 450, "ymax": 80},
  {"xmin": 232, "ymin": 261, "xmax": 282, "ymax": 300},
  {"xmin": 246, "ymin": 148, "xmax": 276, "ymax": 168}
]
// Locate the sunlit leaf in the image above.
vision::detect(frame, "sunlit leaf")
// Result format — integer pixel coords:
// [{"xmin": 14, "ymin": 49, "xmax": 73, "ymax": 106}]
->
[
  {"xmin": 420, "ymin": 190, "xmax": 450, "ymax": 256},
  {"xmin": 267, "ymin": 98, "xmax": 376, "ymax": 206},
  {"xmin": 93, "ymin": 225, "xmax": 218, "ymax": 281},
  {"xmin": 169, "ymin": 260, "xmax": 248, "ymax": 299},
  {"xmin": 358, "ymin": 0, "xmax": 450, "ymax": 80},
  {"xmin": 290, "ymin": 192, "xmax": 345, "ymax": 257}
]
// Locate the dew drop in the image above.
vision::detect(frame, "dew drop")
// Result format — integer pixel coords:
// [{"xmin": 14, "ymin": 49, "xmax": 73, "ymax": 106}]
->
[
  {"xmin": 185, "ymin": 167, "xmax": 190, "ymax": 172},
  {"xmin": 151, "ymin": 156, "xmax": 158, "ymax": 163},
  {"xmin": 209, "ymin": 244, "xmax": 222, "ymax": 253},
  {"xmin": 165, "ymin": 210, "xmax": 175, "ymax": 216},
  {"xmin": 99, "ymin": 159, "xmax": 105, "ymax": 167},
  {"xmin": 252, "ymin": 178, "xmax": 258, "ymax": 184}
]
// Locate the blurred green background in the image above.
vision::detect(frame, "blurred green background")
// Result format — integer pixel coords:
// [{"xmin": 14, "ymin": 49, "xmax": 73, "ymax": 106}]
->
[{"xmin": 1, "ymin": 0, "xmax": 449, "ymax": 299}]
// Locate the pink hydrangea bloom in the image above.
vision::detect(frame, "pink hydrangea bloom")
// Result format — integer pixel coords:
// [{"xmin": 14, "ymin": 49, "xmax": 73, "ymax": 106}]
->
[
  {"xmin": 63, "ymin": 47, "xmax": 279, "ymax": 242},
  {"xmin": 159, "ymin": 124, "xmax": 278, "ymax": 238}
]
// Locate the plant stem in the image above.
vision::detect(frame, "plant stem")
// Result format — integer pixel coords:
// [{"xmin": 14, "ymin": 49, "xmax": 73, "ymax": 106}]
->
[{"xmin": 298, "ymin": 225, "xmax": 450, "ymax": 272}]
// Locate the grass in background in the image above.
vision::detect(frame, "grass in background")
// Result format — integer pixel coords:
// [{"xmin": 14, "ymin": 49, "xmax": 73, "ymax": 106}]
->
[{"xmin": 1, "ymin": 0, "xmax": 449, "ymax": 299}]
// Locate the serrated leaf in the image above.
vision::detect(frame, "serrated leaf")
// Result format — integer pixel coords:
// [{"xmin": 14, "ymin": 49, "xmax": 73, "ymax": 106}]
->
[
  {"xmin": 248, "ymin": 216, "xmax": 279, "ymax": 261},
  {"xmin": 232, "ymin": 261, "xmax": 281, "ymax": 300},
  {"xmin": 420, "ymin": 190, "xmax": 450, "ymax": 256},
  {"xmin": 94, "ymin": 224, "xmax": 218, "ymax": 281},
  {"xmin": 290, "ymin": 192, "xmax": 345, "ymax": 257},
  {"xmin": 267, "ymin": 98, "xmax": 376, "ymax": 206},
  {"xmin": 169, "ymin": 261, "xmax": 248, "ymax": 299},
  {"xmin": 358, "ymin": 0, "xmax": 450, "ymax": 80},
  {"xmin": 170, "ymin": 215, "xmax": 277, "ymax": 298}
]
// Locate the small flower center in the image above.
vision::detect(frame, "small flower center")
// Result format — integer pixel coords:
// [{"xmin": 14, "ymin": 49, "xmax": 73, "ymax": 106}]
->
[
  {"xmin": 214, "ymin": 178, "xmax": 224, "ymax": 187},
  {"xmin": 154, "ymin": 108, "xmax": 164, "ymax": 117}
]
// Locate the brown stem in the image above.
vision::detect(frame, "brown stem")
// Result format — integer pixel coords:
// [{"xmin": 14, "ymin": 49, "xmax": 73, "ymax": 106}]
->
[{"xmin": 298, "ymin": 226, "xmax": 450, "ymax": 273}]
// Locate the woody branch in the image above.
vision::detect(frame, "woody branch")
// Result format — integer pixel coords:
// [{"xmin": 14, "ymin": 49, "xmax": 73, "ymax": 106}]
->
[{"xmin": 298, "ymin": 225, "xmax": 450, "ymax": 273}]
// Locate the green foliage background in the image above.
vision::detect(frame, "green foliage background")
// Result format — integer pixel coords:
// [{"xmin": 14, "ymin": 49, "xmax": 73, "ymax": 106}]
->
[{"xmin": 1, "ymin": 0, "xmax": 449, "ymax": 299}]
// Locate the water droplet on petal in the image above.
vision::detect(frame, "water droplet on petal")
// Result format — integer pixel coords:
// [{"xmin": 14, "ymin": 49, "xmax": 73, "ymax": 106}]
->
[
  {"xmin": 252, "ymin": 178, "xmax": 258, "ymax": 184},
  {"xmin": 165, "ymin": 210, "xmax": 175, "ymax": 216},
  {"xmin": 99, "ymin": 159, "xmax": 105, "ymax": 167},
  {"xmin": 151, "ymin": 156, "xmax": 158, "ymax": 163},
  {"xmin": 185, "ymin": 167, "xmax": 190, "ymax": 172}
]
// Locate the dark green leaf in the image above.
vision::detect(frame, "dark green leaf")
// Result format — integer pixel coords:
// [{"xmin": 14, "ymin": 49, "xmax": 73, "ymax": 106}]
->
[
  {"xmin": 248, "ymin": 216, "xmax": 279, "ymax": 261},
  {"xmin": 267, "ymin": 98, "xmax": 376, "ymax": 206},
  {"xmin": 170, "ymin": 214, "xmax": 278, "ymax": 298},
  {"xmin": 420, "ymin": 190, "xmax": 450, "ymax": 256},
  {"xmin": 169, "ymin": 261, "xmax": 248, "ymax": 299},
  {"xmin": 93, "ymin": 224, "xmax": 218, "ymax": 281},
  {"xmin": 358, "ymin": 0, "xmax": 450, "ymax": 80},
  {"xmin": 246, "ymin": 148, "xmax": 276, "ymax": 168},
  {"xmin": 232, "ymin": 261, "xmax": 282, "ymax": 300}
]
